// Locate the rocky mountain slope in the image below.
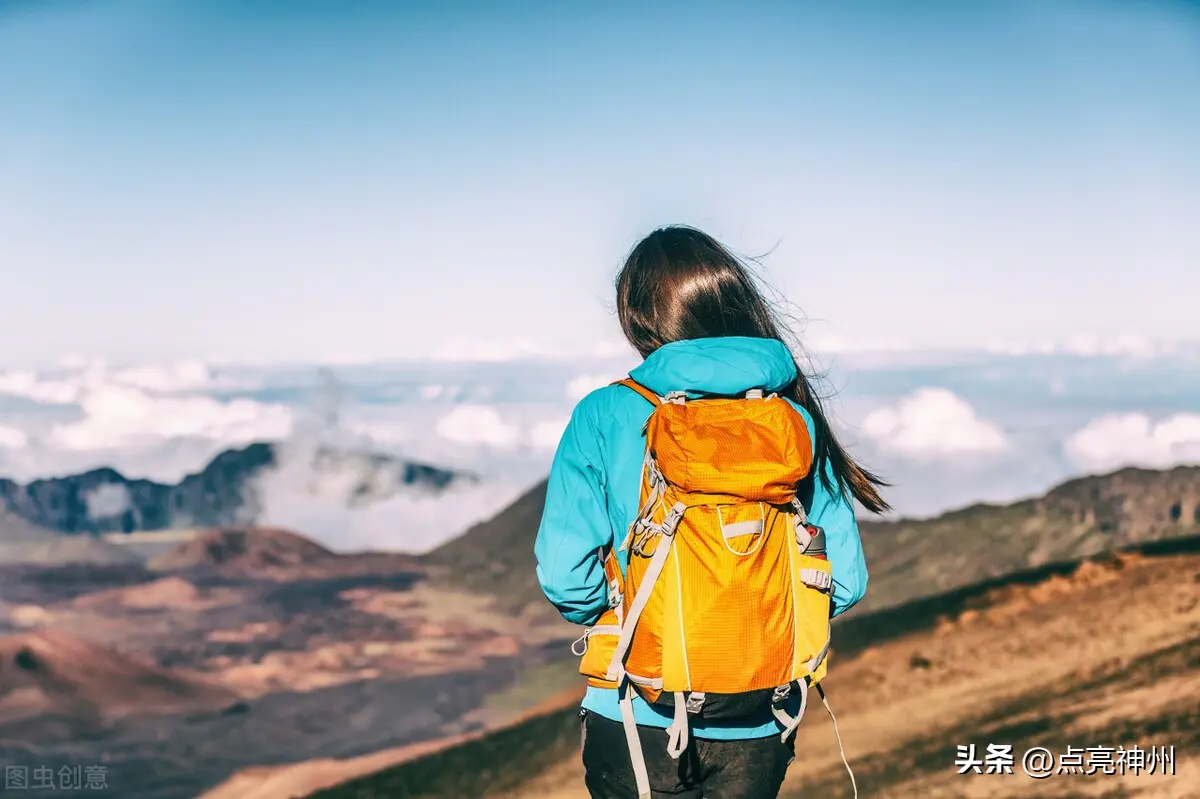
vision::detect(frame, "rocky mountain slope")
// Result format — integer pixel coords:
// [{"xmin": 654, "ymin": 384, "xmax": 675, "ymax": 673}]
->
[
  {"xmin": 424, "ymin": 465, "xmax": 1200, "ymax": 616},
  {"xmin": 148, "ymin": 526, "xmax": 336, "ymax": 571},
  {"xmin": 0, "ymin": 628, "xmax": 240, "ymax": 741},
  {"xmin": 421, "ymin": 480, "xmax": 549, "ymax": 615},
  {"xmin": 0, "ymin": 523, "xmax": 574, "ymax": 799},
  {"xmin": 308, "ymin": 535, "xmax": 1200, "ymax": 799},
  {"xmin": 0, "ymin": 511, "xmax": 139, "ymax": 566},
  {"xmin": 198, "ymin": 464, "xmax": 1200, "ymax": 799},
  {"xmin": 0, "ymin": 442, "xmax": 473, "ymax": 536}
]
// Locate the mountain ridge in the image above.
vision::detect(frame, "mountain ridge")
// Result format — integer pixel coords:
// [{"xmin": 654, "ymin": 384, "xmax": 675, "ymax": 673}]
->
[
  {"xmin": 425, "ymin": 464, "xmax": 1200, "ymax": 616},
  {"xmin": 0, "ymin": 441, "xmax": 475, "ymax": 536}
]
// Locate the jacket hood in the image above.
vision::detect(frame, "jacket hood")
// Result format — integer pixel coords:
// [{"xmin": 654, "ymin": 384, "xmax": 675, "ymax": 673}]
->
[{"xmin": 629, "ymin": 337, "xmax": 798, "ymax": 397}]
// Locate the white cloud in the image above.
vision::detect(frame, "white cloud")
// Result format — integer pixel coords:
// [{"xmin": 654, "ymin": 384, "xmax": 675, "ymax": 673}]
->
[
  {"xmin": 530, "ymin": 417, "xmax": 569, "ymax": 450},
  {"xmin": 430, "ymin": 338, "xmax": 640, "ymax": 364},
  {"xmin": 860, "ymin": 388, "xmax": 1009, "ymax": 460},
  {"xmin": 0, "ymin": 425, "xmax": 29, "ymax": 449},
  {"xmin": 803, "ymin": 329, "xmax": 1191, "ymax": 363},
  {"xmin": 0, "ymin": 360, "xmax": 254, "ymax": 406},
  {"xmin": 1063, "ymin": 413, "xmax": 1200, "ymax": 473},
  {"xmin": 566, "ymin": 373, "xmax": 621, "ymax": 400},
  {"xmin": 1062, "ymin": 332, "xmax": 1157, "ymax": 359},
  {"xmin": 257, "ymin": 476, "xmax": 532, "ymax": 554},
  {"xmin": 0, "ymin": 360, "xmax": 289, "ymax": 452},
  {"xmin": 592, "ymin": 340, "xmax": 634, "ymax": 358},
  {"xmin": 430, "ymin": 338, "xmax": 558, "ymax": 362},
  {"xmin": 982, "ymin": 331, "xmax": 1171, "ymax": 359},
  {"xmin": 0, "ymin": 370, "xmax": 81, "ymax": 404},
  {"xmin": 110, "ymin": 359, "xmax": 232, "ymax": 393},
  {"xmin": 85, "ymin": 483, "xmax": 132, "ymax": 519},
  {"xmin": 434, "ymin": 405, "xmax": 519, "ymax": 448},
  {"xmin": 49, "ymin": 384, "xmax": 294, "ymax": 450},
  {"xmin": 808, "ymin": 333, "xmax": 918, "ymax": 354},
  {"xmin": 982, "ymin": 338, "xmax": 1060, "ymax": 357}
]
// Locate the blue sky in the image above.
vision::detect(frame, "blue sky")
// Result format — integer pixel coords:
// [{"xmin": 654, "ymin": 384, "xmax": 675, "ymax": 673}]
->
[{"xmin": 2, "ymin": 0, "xmax": 1198, "ymax": 366}]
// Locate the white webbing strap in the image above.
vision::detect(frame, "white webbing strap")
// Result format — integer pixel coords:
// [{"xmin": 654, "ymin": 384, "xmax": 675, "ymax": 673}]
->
[
  {"xmin": 607, "ymin": 500, "xmax": 688, "ymax": 797},
  {"xmin": 799, "ymin": 567, "xmax": 832, "ymax": 592},
  {"xmin": 605, "ymin": 502, "xmax": 686, "ymax": 682},
  {"xmin": 793, "ymin": 499, "xmax": 813, "ymax": 552},
  {"xmin": 639, "ymin": 455, "xmax": 666, "ymax": 515},
  {"xmin": 665, "ymin": 691, "xmax": 689, "ymax": 759},
  {"xmin": 771, "ymin": 678, "xmax": 809, "ymax": 743},
  {"xmin": 621, "ymin": 454, "xmax": 666, "ymax": 553},
  {"xmin": 817, "ymin": 684, "xmax": 859, "ymax": 799},
  {"xmin": 571, "ymin": 623, "xmax": 622, "ymax": 656},
  {"xmin": 618, "ymin": 675, "xmax": 652, "ymax": 799},
  {"xmin": 807, "ymin": 624, "xmax": 832, "ymax": 674},
  {"xmin": 624, "ymin": 672, "xmax": 664, "ymax": 690},
  {"xmin": 772, "ymin": 622, "xmax": 832, "ymax": 744},
  {"xmin": 791, "ymin": 496, "xmax": 809, "ymax": 526}
]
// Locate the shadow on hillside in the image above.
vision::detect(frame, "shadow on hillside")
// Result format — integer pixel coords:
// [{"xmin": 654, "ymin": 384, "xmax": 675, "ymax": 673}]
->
[{"xmin": 832, "ymin": 533, "xmax": 1200, "ymax": 661}]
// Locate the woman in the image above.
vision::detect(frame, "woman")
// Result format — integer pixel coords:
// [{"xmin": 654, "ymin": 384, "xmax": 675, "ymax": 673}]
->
[{"xmin": 534, "ymin": 225, "xmax": 887, "ymax": 799}]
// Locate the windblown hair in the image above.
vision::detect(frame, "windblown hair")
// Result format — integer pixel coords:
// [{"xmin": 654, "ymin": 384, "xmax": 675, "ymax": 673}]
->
[{"xmin": 615, "ymin": 225, "xmax": 890, "ymax": 514}]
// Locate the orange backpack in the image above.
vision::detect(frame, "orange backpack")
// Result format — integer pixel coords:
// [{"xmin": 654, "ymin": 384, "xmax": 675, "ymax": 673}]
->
[{"xmin": 575, "ymin": 378, "xmax": 851, "ymax": 798}]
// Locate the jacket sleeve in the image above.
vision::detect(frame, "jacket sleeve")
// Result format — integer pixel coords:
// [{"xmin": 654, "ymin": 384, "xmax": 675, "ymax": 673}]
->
[
  {"xmin": 533, "ymin": 397, "xmax": 612, "ymax": 626},
  {"xmin": 789, "ymin": 402, "xmax": 869, "ymax": 618},
  {"xmin": 808, "ymin": 455, "xmax": 869, "ymax": 618}
]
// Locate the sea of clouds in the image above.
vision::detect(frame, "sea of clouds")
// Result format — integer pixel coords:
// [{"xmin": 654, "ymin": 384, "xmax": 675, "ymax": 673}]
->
[{"xmin": 1, "ymin": 337, "xmax": 1198, "ymax": 552}]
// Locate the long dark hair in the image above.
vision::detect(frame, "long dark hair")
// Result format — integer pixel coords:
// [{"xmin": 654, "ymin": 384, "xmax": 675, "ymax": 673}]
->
[{"xmin": 615, "ymin": 224, "xmax": 890, "ymax": 514}]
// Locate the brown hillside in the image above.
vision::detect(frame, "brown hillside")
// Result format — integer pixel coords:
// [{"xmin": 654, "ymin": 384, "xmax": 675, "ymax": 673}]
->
[
  {"xmin": 425, "ymin": 467, "xmax": 1200, "ymax": 618},
  {"xmin": 0, "ymin": 511, "xmax": 139, "ymax": 566},
  {"xmin": 856, "ymin": 464, "xmax": 1200, "ymax": 614},
  {"xmin": 309, "ymin": 536, "xmax": 1200, "ymax": 799},
  {"xmin": 150, "ymin": 525, "xmax": 335, "ymax": 572},
  {"xmin": 0, "ymin": 629, "xmax": 240, "ymax": 740},
  {"xmin": 422, "ymin": 480, "xmax": 549, "ymax": 615}
]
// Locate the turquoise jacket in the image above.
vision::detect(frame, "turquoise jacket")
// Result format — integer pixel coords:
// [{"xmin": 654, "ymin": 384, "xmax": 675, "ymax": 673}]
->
[{"xmin": 534, "ymin": 336, "xmax": 869, "ymax": 740}]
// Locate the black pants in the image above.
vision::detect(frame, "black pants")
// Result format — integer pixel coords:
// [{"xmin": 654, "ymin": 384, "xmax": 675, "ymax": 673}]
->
[{"xmin": 580, "ymin": 709, "xmax": 795, "ymax": 799}]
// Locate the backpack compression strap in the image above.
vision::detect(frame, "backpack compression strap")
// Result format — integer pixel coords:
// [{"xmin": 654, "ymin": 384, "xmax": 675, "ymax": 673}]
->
[{"xmin": 612, "ymin": 377, "xmax": 662, "ymax": 405}]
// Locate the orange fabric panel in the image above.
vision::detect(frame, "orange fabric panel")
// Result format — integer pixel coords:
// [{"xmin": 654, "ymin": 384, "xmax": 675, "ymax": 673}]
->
[
  {"xmin": 579, "ymin": 550, "xmax": 625, "ymax": 688},
  {"xmin": 580, "ymin": 607, "xmax": 621, "ymax": 688},
  {"xmin": 624, "ymin": 528, "xmax": 668, "ymax": 697},
  {"xmin": 646, "ymin": 397, "xmax": 812, "ymax": 504},
  {"xmin": 671, "ymin": 504, "xmax": 797, "ymax": 693}
]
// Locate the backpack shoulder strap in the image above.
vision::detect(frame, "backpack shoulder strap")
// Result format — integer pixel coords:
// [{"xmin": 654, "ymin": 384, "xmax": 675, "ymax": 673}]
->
[{"xmin": 611, "ymin": 377, "xmax": 662, "ymax": 406}]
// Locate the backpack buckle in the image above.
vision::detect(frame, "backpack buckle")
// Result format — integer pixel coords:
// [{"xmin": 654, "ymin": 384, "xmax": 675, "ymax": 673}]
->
[
  {"xmin": 660, "ymin": 502, "xmax": 686, "ymax": 537},
  {"xmin": 629, "ymin": 519, "xmax": 657, "ymax": 557},
  {"xmin": 685, "ymin": 692, "xmax": 706, "ymax": 714},
  {"xmin": 608, "ymin": 579, "xmax": 623, "ymax": 609}
]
